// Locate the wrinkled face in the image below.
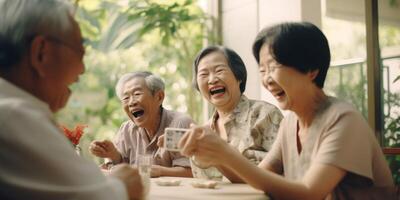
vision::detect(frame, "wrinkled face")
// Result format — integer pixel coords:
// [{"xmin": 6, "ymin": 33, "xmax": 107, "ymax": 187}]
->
[
  {"xmin": 120, "ymin": 77, "xmax": 163, "ymax": 128},
  {"xmin": 38, "ymin": 18, "xmax": 85, "ymax": 112},
  {"xmin": 258, "ymin": 44, "xmax": 316, "ymax": 111},
  {"xmin": 196, "ymin": 51, "xmax": 241, "ymax": 110}
]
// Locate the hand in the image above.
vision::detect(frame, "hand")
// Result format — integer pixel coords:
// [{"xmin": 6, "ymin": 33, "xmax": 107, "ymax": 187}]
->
[
  {"xmin": 178, "ymin": 125, "xmax": 231, "ymax": 167},
  {"xmin": 157, "ymin": 135, "xmax": 164, "ymax": 148},
  {"xmin": 89, "ymin": 140, "xmax": 121, "ymax": 162},
  {"xmin": 150, "ymin": 164, "xmax": 164, "ymax": 177},
  {"xmin": 109, "ymin": 164, "xmax": 143, "ymax": 200}
]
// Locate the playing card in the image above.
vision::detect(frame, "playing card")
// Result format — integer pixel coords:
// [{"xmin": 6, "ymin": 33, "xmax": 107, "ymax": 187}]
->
[{"xmin": 164, "ymin": 128, "xmax": 188, "ymax": 151}]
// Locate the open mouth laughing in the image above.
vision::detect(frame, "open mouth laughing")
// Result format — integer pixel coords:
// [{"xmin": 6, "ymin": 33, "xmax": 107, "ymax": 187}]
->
[
  {"xmin": 131, "ymin": 109, "xmax": 144, "ymax": 118},
  {"xmin": 209, "ymin": 86, "xmax": 226, "ymax": 96},
  {"xmin": 270, "ymin": 88, "xmax": 286, "ymax": 100}
]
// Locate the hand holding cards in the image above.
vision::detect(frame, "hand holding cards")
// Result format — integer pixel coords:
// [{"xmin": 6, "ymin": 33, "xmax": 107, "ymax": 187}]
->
[{"xmin": 164, "ymin": 128, "xmax": 188, "ymax": 151}]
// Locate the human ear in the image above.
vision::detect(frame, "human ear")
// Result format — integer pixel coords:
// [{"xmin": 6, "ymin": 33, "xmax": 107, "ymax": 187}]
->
[
  {"xmin": 156, "ymin": 90, "xmax": 165, "ymax": 105},
  {"xmin": 308, "ymin": 69, "xmax": 319, "ymax": 81},
  {"xmin": 29, "ymin": 35, "xmax": 51, "ymax": 77}
]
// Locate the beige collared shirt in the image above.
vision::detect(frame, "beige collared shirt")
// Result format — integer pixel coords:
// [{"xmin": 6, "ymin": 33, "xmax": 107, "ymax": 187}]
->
[
  {"xmin": 192, "ymin": 95, "xmax": 283, "ymax": 180},
  {"xmin": 114, "ymin": 108, "xmax": 193, "ymax": 167}
]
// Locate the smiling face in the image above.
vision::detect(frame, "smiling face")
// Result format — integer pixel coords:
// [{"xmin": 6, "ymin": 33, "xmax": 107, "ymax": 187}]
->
[
  {"xmin": 120, "ymin": 77, "xmax": 163, "ymax": 129},
  {"xmin": 259, "ymin": 44, "xmax": 318, "ymax": 111},
  {"xmin": 196, "ymin": 51, "xmax": 241, "ymax": 111}
]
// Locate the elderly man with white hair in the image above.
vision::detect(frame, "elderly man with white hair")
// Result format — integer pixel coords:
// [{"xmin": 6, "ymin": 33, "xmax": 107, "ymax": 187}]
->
[
  {"xmin": 90, "ymin": 71, "xmax": 193, "ymax": 178},
  {"xmin": 0, "ymin": 0, "xmax": 143, "ymax": 199}
]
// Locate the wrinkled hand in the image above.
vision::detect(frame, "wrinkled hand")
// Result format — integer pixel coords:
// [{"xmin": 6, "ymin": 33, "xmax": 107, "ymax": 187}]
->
[
  {"xmin": 151, "ymin": 164, "xmax": 164, "ymax": 177},
  {"xmin": 178, "ymin": 125, "xmax": 231, "ymax": 167},
  {"xmin": 89, "ymin": 140, "xmax": 121, "ymax": 162},
  {"xmin": 109, "ymin": 164, "xmax": 143, "ymax": 200}
]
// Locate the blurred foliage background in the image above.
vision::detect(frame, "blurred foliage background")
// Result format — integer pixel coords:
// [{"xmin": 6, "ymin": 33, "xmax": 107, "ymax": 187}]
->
[{"xmin": 57, "ymin": 0, "xmax": 212, "ymax": 163}]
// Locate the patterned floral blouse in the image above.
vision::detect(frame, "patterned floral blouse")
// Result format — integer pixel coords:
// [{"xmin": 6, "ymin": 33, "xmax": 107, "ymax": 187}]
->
[{"xmin": 191, "ymin": 95, "xmax": 283, "ymax": 180}]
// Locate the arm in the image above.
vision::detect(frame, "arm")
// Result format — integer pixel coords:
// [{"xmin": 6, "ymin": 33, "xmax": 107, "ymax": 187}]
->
[
  {"xmin": 222, "ymin": 148, "xmax": 346, "ymax": 200},
  {"xmin": 179, "ymin": 125, "xmax": 346, "ymax": 200},
  {"xmin": 216, "ymin": 165, "xmax": 244, "ymax": 183},
  {"xmin": 151, "ymin": 165, "xmax": 193, "ymax": 177}
]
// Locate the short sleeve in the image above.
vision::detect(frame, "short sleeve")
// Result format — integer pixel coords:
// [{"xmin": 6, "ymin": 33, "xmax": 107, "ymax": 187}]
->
[{"xmin": 314, "ymin": 110, "xmax": 374, "ymax": 180}]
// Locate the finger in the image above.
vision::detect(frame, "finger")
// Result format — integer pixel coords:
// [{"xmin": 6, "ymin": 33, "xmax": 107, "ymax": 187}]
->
[
  {"xmin": 178, "ymin": 130, "xmax": 190, "ymax": 149},
  {"xmin": 92, "ymin": 141, "xmax": 107, "ymax": 150},
  {"xmin": 90, "ymin": 149, "xmax": 106, "ymax": 157},
  {"xmin": 100, "ymin": 140, "xmax": 113, "ymax": 149},
  {"xmin": 180, "ymin": 127, "xmax": 203, "ymax": 156},
  {"xmin": 91, "ymin": 145, "xmax": 107, "ymax": 154},
  {"xmin": 157, "ymin": 135, "xmax": 164, "ymax": 147}
]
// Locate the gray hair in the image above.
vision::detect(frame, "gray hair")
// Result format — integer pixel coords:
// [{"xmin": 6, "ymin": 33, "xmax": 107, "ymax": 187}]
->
[
  {"xmin": 115, "ymin": 71, "xmax": 165, "ymax": 100},
  {"xmin": 0, "ymin": 0, "xmax": 74, "ymax": 68}
]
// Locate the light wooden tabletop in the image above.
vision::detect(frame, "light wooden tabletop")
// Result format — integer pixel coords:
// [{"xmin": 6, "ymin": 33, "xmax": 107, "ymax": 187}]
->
[{"xmin": 147, "ymin": 177, "xmax": 270, "ymax": 200}]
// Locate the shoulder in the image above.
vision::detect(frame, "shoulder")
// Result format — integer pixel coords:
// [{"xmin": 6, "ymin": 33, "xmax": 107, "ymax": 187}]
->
[
  {"xmin": 164, "ymin": 109, "xmax": 194, "ymax": 128},
  {"xmin": 321, "ymin": 97, "xmax": 366, "ymax": 128},
  {"xmin": 117, "ymin": 120, "xmax": 138, "ymax": 135},
  {"xmin": 0, "ymin": 97, "xmax": 68, "ymax": 146},
  {"xmin": 248, "ymin": 98, "xmax": 281, "ymax": 113},
  {"xmin": 0, "ymin": 97, "xmax": 50, "ymax": 126},
  {"xmin": 317, "ymin": 97, "xmax": 374, "ymax": 143},
  {"xmin": 246, "ymin": 98, "xmax": 283, "ymax": 124},
  {"xmin": 326, "ymin": 97, "xmax": 358, "ymax": 114}
]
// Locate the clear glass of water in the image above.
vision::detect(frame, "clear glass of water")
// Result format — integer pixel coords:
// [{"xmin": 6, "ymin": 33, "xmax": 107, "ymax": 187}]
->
[{"xmin": 137, "ymin": 154, "xmax": 152, "ymax": 198}]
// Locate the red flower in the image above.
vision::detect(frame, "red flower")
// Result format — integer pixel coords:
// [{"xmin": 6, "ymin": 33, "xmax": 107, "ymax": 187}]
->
[{"xmin": 60, "ymin": 124, "xmax": 87, "ymax": 146}]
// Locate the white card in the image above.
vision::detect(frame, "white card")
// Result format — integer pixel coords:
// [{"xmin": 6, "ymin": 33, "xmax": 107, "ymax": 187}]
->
[{"xmin": 164, "ymin": 128, "xmax": 188, "ymax": 152}]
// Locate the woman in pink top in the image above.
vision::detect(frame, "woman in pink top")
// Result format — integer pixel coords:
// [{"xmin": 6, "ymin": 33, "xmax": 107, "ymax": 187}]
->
[{"xmin": 178, "ymin": 22, "xmax": 395, "ymax": 199}]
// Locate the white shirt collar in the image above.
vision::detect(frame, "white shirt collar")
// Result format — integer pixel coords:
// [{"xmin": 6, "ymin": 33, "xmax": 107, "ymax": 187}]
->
[{"xmin": 0, "ymin": 77, "xmax": 53, "ymax": 117}]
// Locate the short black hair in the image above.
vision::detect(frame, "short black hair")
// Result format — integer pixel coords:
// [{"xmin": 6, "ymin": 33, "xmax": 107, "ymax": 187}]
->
[
  {"xmin": 252, "ymin": 22, "xmax": 331, "ymax": 88},
  {"xmin": 0, "ymin": 34, "xmax": 25, "ymax": 70},
  {"xmin": 193, "ymin": 46, "xmax": 247, "ymax": 93}
]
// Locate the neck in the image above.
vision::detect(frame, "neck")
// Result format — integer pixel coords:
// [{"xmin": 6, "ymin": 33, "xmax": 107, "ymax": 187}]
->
[
  {"xmin": 216, "ymin": 94, "xmax": 241, "ymax": 119},
  {"xmin": 144, "ymin": 108, "xmax": 162, "ymax": 139},
  {"xmin": 2, "ymin": 63, "xmax": 32, "ymax": 91},
  {"xmin": 294, "ymin": 87, "xmax": 327, "ymax": 128},
  {"xmin": 3, "ymin": 63, "xmax": 48, "ymax": 106}
]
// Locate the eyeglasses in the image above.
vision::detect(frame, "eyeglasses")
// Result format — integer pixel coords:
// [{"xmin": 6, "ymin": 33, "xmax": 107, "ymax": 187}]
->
[
  {"xmin": 45, "ymin": 35, "xmax": 85, "ymax": 58},
  {"xmin": 260, "ymin": 62, "xmax": 283, "ymax": 74}
]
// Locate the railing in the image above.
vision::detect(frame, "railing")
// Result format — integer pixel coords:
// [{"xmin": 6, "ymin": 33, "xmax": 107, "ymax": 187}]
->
[
  {"xmin": 330, "ymin": 54, "xmax": 400, "ymax": 151},
  {"xmin": 330, "ymin": 54, "xmax": 400, "ymax": 117}
]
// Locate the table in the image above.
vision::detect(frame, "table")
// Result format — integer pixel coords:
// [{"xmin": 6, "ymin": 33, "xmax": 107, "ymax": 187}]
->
[{"xmin": 147, "ymin": 177, "xmax": 270, "ymax": 200}]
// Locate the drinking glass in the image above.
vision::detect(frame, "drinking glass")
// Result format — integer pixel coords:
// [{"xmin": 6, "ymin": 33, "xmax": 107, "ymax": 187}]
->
[{"xmin": 137, "ymin": 154, "xmax": 152, "ymax": 198}]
